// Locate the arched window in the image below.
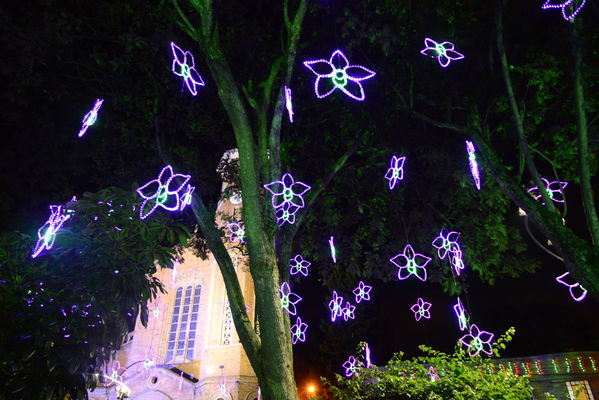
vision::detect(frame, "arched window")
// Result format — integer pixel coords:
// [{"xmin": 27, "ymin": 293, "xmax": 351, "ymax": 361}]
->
[{"xmin": 166, "ymin": 285, "xmax": 202, "ymax": 362}]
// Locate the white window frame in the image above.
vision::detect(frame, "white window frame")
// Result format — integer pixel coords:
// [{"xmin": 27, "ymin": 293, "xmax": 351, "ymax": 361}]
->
[{"xmin": 566, "ymin": 380, "xmax": 595, "ymax": 400}]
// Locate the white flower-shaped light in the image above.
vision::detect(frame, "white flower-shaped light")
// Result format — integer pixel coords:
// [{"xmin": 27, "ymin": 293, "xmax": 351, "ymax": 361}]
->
[
  {"xmin": 136, "ymin": 165, "xmax": 191, "ymax": 220},
  {"xmin": 431, "ymin": 230, "xmax": 461, "ymax": 260},
  {"xmin": 459, "ymin": 324, "xmax": 494, "ymax": 357},
  {"xmin": 290, "ymin": 316, "xmax": 308, "ymax": 345},
  {"xmin": 289, "ymin": 254, "xmax": 311, "ymax": 277},
  {"xmin": 170, "ymin": 41, "xmax": 205, "ymax": 96},
  {"xmin": 527, "ymin": 178, "xmax": 568, "ymax": 204},
  {"xmin": 542, "ymin": 0, "xmax": 586, "ymax": 20},
  {"xmin": 227, "ymin": 221, "xmax": 246, "ymax": 244},
  {"xmin": 303, "ymin": 49, "xmax": 376, "ymax": 101},
  {"xmin": 329, "ymin": 290, "xmax": 344, "ymax": 322},
  {"xmin": 343, "ymin": 356, "xmax": 358, "ymax": 377},
  {"xmin": 280, "ymin": 282, "xmax": 302, "ymax": 316},
  {"xmin": 420, "ymin": 38, "xmax": 465, "ymax": 68},
  {"xmin": 384, "ymin": 155, "xmax": 406, "ymax": 189},
  {"xmin": 342, "ymin": 301, "xmax": 356, "ymax": 321},
  {"xmin": 352, "ymin": 281, "xmax": 372, "ymax": 303},
  {"xmin": 32, "ymin": 205, "xmax": 71, "ymax": 258},
  {"xmin": 390, "ymin": 244, "xmax": 431, "ymax": 281},
  {"xmin": 410, "ymin": 297, "xmax": 432, "ymax": 321},
  {"xmin": 78, "ymin": 99, "xmax": 104, "ymax": 137}
]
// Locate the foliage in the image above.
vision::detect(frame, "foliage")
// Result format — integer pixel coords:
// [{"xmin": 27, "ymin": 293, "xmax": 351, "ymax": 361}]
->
[
  {"xmin": 325, "ymin": 329, "xmax": 557, "ymax": 400},
  {"xmin": 0, "ymin": 187, "xmax": 190, "ymax": 399}
]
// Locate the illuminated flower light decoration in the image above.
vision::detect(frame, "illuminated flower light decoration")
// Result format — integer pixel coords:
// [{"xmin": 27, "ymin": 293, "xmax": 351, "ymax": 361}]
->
[
  {"xmin": 32, "ymin": 205, "xmax": 72, "ymax": 258},
  {"xmin": 290, "ymin": 316, "xmax": 308, "ymax": 345},
  {"xmin": 410, "ymin": 297, "xmax": 432, "ymax": 321},
  {"xmin": 384, "ymin": 155, "xmax": 406, "ymax": 189},
  {"xmin": 179, "ymin": 184, "xmax": 195, "ymax": 211},
  {"xmin": 542, "ymin": 0, "xmax": 586, "ymax": 20},
  {"xmin": 143, "ymin": 358, "xmax": 156, "ymax": 370},
  {"xmin": 465, "ymin": 141, "xmax": 481, "ymax": 190},
  {"xmin": 105, "ymin": 360, "xmax": 125, "ymax": 387},
  {"xmin": 329, "ymin": 236, "xmax": 337, "ymax": 263},
  {"xmin": 303, "ymin": 49, "xmax": 376, "ymax": 101},
  {"xmin": 352, "ymin": 281, "xmax": 372, "ymax": 303},
  {"xmin": 459, "ymin": 324, "xmax": 494, "ymax": 357},
  {"xmin": 453, "ymin": 297, "xmax": 469, "ymax": 331},
  {"xmin": 289, "ymin": 254, "xmax": 311, "ymax": 277},
  {"xmin": 280, "ymin": 282, "xmax": 302, "ymax": 316},
  {"xmin": 136, "ymin": 165, "xmax": 191, "ymax": 220},
  {"xmin": 285, "ymin": 86, "xmax": 294, "ymax": 123},
  {"xmin": 227, "ymin": 221, "xmax": 246, "ymax": 244},
  {"xmin": 78, "ymin": 99, "xmax": 104, "ymax": 137},
  {"xmin": 343, "ymin": 356, "xmax": 358, "ymax": 377},
  {"xmin": 527, "ymin": 178, "xmax": 568, "ymax": 204},
  {"xmin": 151, "ymin": 296, "xmax": 162, "ymax": 319},
  {"xmin": 364, "ymin": 343, "xmax": 372, "ymax": 368},
  {"xmin": 420, "ymin": 38, "xmax": 465, "ymax": 68},
  {"xmin": 264, "ymin": 173, "xmax": 311, "ymax": 226},
  {"xmin": 427, "ymin": 366, "xmax": 440, "ymax": 382},
  {"xmin": 342, "ymin": 301, "xmax": 356, "ymax": 321},
  {"xmin": 450, "ymin": 247, "xmax": 466, "ymax": 276},
  {"xmin": 556, "ymin": 272, "xmax": 588, "ymax": 302},
  {"xmin": 328, "ymin": 290, "xmax": 344, "ymax": 322},
  {"xmin": 432, "ymin": 230, "xmax": 461, "ymax": 260},
  {"xmin": 216, "ymin": 375, "xmax": 232, "ymax": 398},
  {"xmin": 170, "ymin": 41, "xmax": 205, "ymax": 96},
  {"xmin": 390, "ymin": 244, "xmax": 431, "ymax": 281}
]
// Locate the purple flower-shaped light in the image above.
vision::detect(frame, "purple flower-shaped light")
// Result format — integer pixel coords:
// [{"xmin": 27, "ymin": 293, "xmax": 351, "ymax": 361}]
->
[
  {"xmin": 32, "ymin": 205, "xmax": 71, "ymax": 258},
  {"xmin": 179, "ymin": 184, "xmax": 195, "ymax": 211},
  {"xmin": 410, "ymin": 298, "xmax": 432, "ymax": 321},
  {"xmin": 556, "ymin": 272, "xmax": 588, "ymax": 302},
  {"xmin": 432, "ymin": 230, "xmax": 461, "ymax": 260},
  {"xmin": 460, "ymin": 324, "xmax": 494, "ymax": 356},
  {"xmin": 275, "ymin": 202, "xmax": 301, "ymax": 226},
  {"xmin": 280, "ymin": 282, "xmax": 302, "ymax": 316},
  {"xmin": 170, "ymin": 41, "xmax": 205, "ymax": 96},
  {"xmin": 450, "ymin": 247, "xmax": 465, "ymax": 276},
  {"xmin": 227, "ymin": 221, "xmax": 246, "ymax": 244},
  {"xmin": 78, "ymin": 99, "xmax": 104, "ymax": 137},
  {"xmin": 342, "ymin": 301, "xmax": 356, "ymax": 321},
  {"xmin": 105, "ymin": 360, "xmax": 125, "ymax": 387},
  {"xmin": 384, "ymin": 155, "xmax": 406, "ymax": 189},
  {"xmin": 264, "ymin": 173, "xmax": 311, "ymax": 210},
  {"xmin": 329, "ymin": 290, "xmax": 344, "ymax": 322},
  {"xmin": 290, "ymin": 316, "xmax": 308, "ymax": 344},
  {"xmin": 542, "ymin": 0, "xmax": 586, "ymax": 20},
  {"xmin": 285, "ymin": 86, "xmax": 294, "ymax": 123},
  {"xmin": 289, "ymin": 254, "xmax": 311, "ymax": 276},
  {"xmin": 390, "ymin": 244, "xmax": 431, "ymax": 281},
  {"xmin": 420, "ymin": 38, "xmax": 465, "ymax": 68},
  {"xmin": 527, "ymin": 178, "xmax": 568, "ymax": 204},
  {"xmin": 329, "ymin": 236, "xmax": 337, "ymax": 263},
  {"xmin": 136, "ymin": 165, "xmax": 191, "ymax": 220},
  {"xmin": 303, "ymin": 49, "xmax": 376, "ymax": 101},
  {"xmin": 453, "ymin": 297, "xmax": 468, "ymax": 331},
  {"xmin": 427, "ymin": 366, "xmax": 440, "ymax": 381},
  {"xmin": 466, "ymin": 141, "xmax": 481, "ymax": 190},
  {"xmin": 343, "ymin": 356, "xmax": 358, "ymax": 377},
  {"xmin": 352, "ymin": 281, "xmax": 372, "ymax": 303},
  {"xmin": 364, "ymin": 343, "xmax": 372, "ymax": 368}
]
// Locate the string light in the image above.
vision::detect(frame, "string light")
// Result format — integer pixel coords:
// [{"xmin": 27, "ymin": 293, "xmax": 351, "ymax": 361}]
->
[
  {"xmin": 291, "ymin": 316, "xmax": 308, "ymax": 344},
  {"xmin": 420, "ymin": 38, "xmax": 464, "ymax": 68},
  {"xmin": 280, "ymin": 282, "xmax": 302, "ymax": 316},
  {"xmin": 227, "ymin": 221, "xmax": 246, "ymax": 244},
  {"xmin": 342, "ymin": 356, "xmax": 358, "ymax": 377},
  {"xmin": 136, "ymin": 165, "xmax": 191, "ymax": 220},
  {"xmin": 342, "ymin": 301, "xmax": 356, "ymax": 321},
  {"xmin": 390, "ymin": 244, "xmax": 431, "ymax": 281},
  {"xmin": 465, "ymin": 141, "xmax": 481, "ymax": 190},
  {"xmin": 179, "ymin": 184, "xmax": 195, "ymax": 211},
  {"xmin": 527, "ymin": 178, "xmax": 568, "ymax": 204},
  {"xmin": 384, "ymin": 155, "xmax": 406, "ymax": 189},
  {"xmin": 453, "ymin": 297, "xmax": 468, "ymax": 331},
  {"xmin": 556, "ymin": 272, "xmax": 588, "ymax": 302},
  {"xmin": 352, "ymin": 281, "xmax": 372, "ymax": 303},
  {"xmin": 459, "ymin": 324, "xmax": 494, "ymax": 356},
  {"xmin": 329, "ymin": 236, "xmax": 337, "ymax": 263},
  {"xmin": 551, "ymin": 359, "xmax": 559, "ymax": 373},
  {"xmin": 285, "ymin": 86, "xmax": 294, "ymax": 123},
  {"xmin": 328, "ymin": 291, "xmax": 344, "ymax": 322},
  {"xmin": 589, "ymin": 356, "xmax": 596, "ymax": 372},
  {"xmin": 535, "ymin": 360, "xmax": 544, "ymax": 375},
  {"xmin": 78, "ymin": 99, "xmax": 104, "ymax": 137},
  {"xmin": 289, "ymin": 254, "xmax": 311, "ymax": 276},
  {"xmin": 410, "ymin": 298, "xmax": 432, "ymax": 321},
  {"xmin": 431, "ymin": 230, "xmax": 460, "ymax": 260},
  {"xmin": 264, "ymin": 173, "xmax": 311, "ymax": 226},
  {"xmin": 32, "ymin": 205, "xmax": 71, "ymax": 258},
  {"xmin": 303, "ymin": 49, "xmax": 376, "ymax": 101},
  {"xmin": 170, "ymin": 41, "xmax": 205, "ymax": 96},
  {"xmin": 542, "ymin": 0, "xmax": 586, "ymax": 20},
  {"xmin": 450, "ymin": 247, "xmax": 466, "ymax": 276}
]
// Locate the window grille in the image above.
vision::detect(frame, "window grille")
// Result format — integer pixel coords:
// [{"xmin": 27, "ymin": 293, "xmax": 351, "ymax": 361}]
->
[
  {"xmin": 221, "ymin": 298, "xmax": 233, "ymax": 345},
  {"xmin": 166, "ymin": 285, "xmax": 202, "ymax": 362}
]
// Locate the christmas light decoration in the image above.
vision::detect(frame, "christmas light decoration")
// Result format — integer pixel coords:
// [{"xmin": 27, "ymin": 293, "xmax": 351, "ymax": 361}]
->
[
  {"xmin": 431, "ymin": 230, "xmax": 460, "ymax": 260},
  {"xmin": 384, "ymin": 155, "xmax": 406, "ymax": 189},
  {"xmin": 343, "ymin": 356, "xmax": 358, "ymax": 377},
  {"xmin": 136, "ymin": 165, "xmax": 191, "ymax": 220},
  {"xmin": 364, "ymin": 343, "xmax": 371, "ymax": 368},
  {"xmin": 105, "ymin": 360, "xmax": 125, "ymax": 387},
  {"xmin": 329, "ymin": 236, "xmax": 337, "ymax": 263},
  {"xmin": 32, "ymin": 205, "xmax": 71, "ymax": 258},
  {"xmin": 352, "ymin": 281, "xmax": 372, "ymax": 303},
  {"xmin": 459, "ymin": 324, "xmax": 494, "ymax": 357},
  {"xmin": 275, "ymin": 202, "xmax": 301, "ymax": 226},
  {"xmin": 170, "ymin": 41, "xmax": 205, "ymax": 96},
  {"xmin": 453, "ymin": 298, "xmax": 468, "ymax": 331},
  {"xmin": 542, "ymin": 0, "xmax": 586, "ymax": 20},
  {"xmin": 289, "ymin": 254, "xmax": 311, "ymax": 276},
  {"xmin": 179, "ymin": 184, "xmax": 195, "ymax": 211},
  {"xmin": 342, "ymin": 301, "xmax": 356, "ymax": 321},
  {"xmin": 280, "ymin": 282, "xmax": 302, "ymax": 316},
  {"xmin": 465, "ymin": 141, "xmax": 481, "ymax": 190},
  {"xmin": 303, "ymin": 49, "xmax": 376, "ymax": 101},
  {"xmin": 410, "ymin": 297, "xmax": 432, "ymax": 321},
  {"xmin": 285, "ymin": 86, "xmax": 294, "ymax": 123},
  {"xmin": 78, "ymin": 99, "xmax": 104, "ymax": 137},
  {"xmin": 227, "ymin": 221, "xmax": 246, "ymax": 244},
  {"xmin": 290, "ymin": 316, "xmax": 308, "ymax": 344},
  {"xmin": 328, "ymin": 291, "xmax": 344, "ymax": 322},
  {"xmin": 420, "ymin": 38, "xmax": 465, "ymax": 68},
  {"xmin": 450, "ymin": 248, "xmax": 466, "ymax": 276},
  {"xmin": 390, "ymin": 244, "xmax": 431, "ymax": 281},
  {"xmin": 215, "ymin": 375, "xmax": 232, "ymax": 398},
  {"xmin": 556, "ymin": 272, "xmax": 587, "ymax": 301},
  {"xmin": 427, "ymin": 366, "xmax": 440, "ymax": 381},
  {"xmin": 264, "ymin": 173, "xmax": 311, "ymax": 226},
  {"xmin": 527, "ymin": 178, "xmax": 568, "ymax": 204}
]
